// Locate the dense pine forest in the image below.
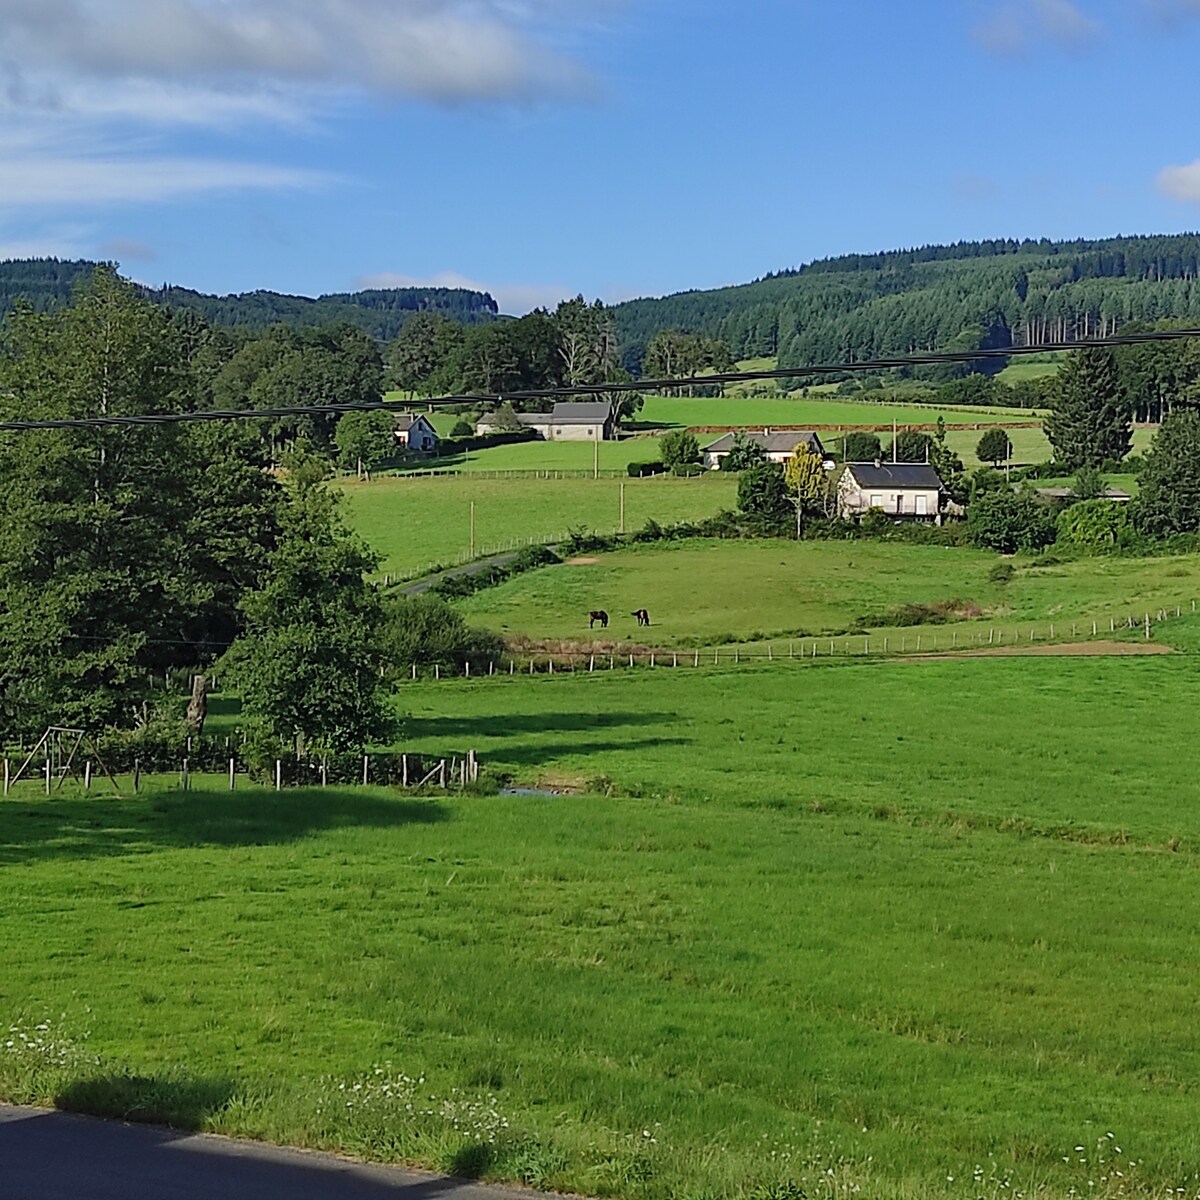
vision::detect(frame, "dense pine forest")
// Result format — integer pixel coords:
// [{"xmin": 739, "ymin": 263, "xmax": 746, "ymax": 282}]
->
[
  {"xmin": 611, "ymin": 233, "xmax": 1200, "ymax": 373},
  {"xmin": 9, "ymin": 234, "xmax": 1200, "ymax": 385},
  {"xmin": 0, "ymin": 259, "xmax": 498, "ymax": 340}
]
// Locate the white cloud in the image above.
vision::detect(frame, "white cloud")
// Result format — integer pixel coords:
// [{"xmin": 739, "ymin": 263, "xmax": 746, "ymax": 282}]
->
[
  {"xmin": 0, "ymin": 132, "xmax": 332, "ymax": 209},
  {"xmin": 973, "ymin": 0, "xmax": 1100, "ymax": 54},
  {"xmin": 0, "ymin": 0, "xmax": 596, "ymax": 124},
  {"xmin": 359, "ymin": 270, "xmax": 576, "ymax": 315},
  {"xmin": 1156, "ymin": 160, "xmax": 1200, "ymax": 202}
]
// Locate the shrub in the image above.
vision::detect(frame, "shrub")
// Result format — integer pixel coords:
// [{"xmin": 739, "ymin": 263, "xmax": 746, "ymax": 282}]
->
[
  {"xmin": 737, "ymin": 462, "xmax": 791, "ymax": 523},
  {"xmin": 671, "ymin": 461, "xmax": 703, "ymax": 477},
  {"xmin": 967, "ymin": 489, "xmax": 1057, "ymax": 553},
  {"xmin": 627, "ymin": 460, "xmax": 665, "ymax": 477},
  {"xmin": 1057, "ymin": 499, "xmax": 1138, "ymax": 553},
  {"xmin": 660, "ymin": 429, "xmax": 701, "ymax": 470},
  {"xmin": 384, "ymin": 594, "xmax": 505, "ymax": 672},
  {"xmin": 841, "ymin": 430, "xmax": 882, "ymax": 461},
  {"xmin": 988, "ymin": 560, "xmax": 1015, "ymax": 584},
  {"xmin": 890, "ymin": 429, "xmax": 933, "ymax": 462},
  {"xmin": 449, "ymin": 419, "xmax": 474, "ymax": 438},
  {"xmin": 719, "ymin": 432, "xmax": 767, "ymax": 471}
]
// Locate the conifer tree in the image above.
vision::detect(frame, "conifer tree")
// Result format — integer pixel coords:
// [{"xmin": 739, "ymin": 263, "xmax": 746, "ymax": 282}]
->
[{"xmin": 1045, "ymin": 348, "xmax": 1131, "ymax": 471}]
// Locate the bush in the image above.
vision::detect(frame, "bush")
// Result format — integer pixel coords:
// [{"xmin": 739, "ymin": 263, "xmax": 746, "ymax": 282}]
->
[
  {"xmin": 841, "ymin": 431, "xmax": 882, "ymax": 461},
  {"xmin": 384, "ymin": 593, "xmax": 505, "ymax": 672},
  {"xmin": 660, "ymin": 429, "xmax": 701, "ymax": 470},
  {"xmin": 737, "ymin": 462, "xmax": 791, "ymax": 523},
  {"xmin": 449, "ymin": 419, "xmax": 474, "ymax": 438},
  {"xmin": 671, "ymin": 461, "xmax": 703, "ymax": 477},
  {"xmin": 967, "ymin": 489, "xmax": 1057, "ymax": 553},
  {"xmin": 627, "ymin": 460, "xmax": 665, "ymax": 477},
  {"xmin": 1057, "ymin": 499, "xmax": 1139, "ymax": 553},
  {"xmin": 988, "ymin": 560, "xmax": 1015, "ymax": 584},
  {"xmin": 976, "ymin": 427, "xmax": 1012, "ymax": 467}
]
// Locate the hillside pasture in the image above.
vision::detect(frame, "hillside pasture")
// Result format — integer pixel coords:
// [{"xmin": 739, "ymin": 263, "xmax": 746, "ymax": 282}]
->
[
  {"xmin": 635, "ymin": 393, "xmax": 1033, "ymax": 430},
  {"xmin": 334, "ymin": 473, "xmax": 738, "ymax": 578},
  {"xmin": 5, "ymin": 659, "xmax": 1200, "ymax": 1199},
  {"xmin": 457, "ymin": 539, "xmax": 1200, "ymax": 647}
]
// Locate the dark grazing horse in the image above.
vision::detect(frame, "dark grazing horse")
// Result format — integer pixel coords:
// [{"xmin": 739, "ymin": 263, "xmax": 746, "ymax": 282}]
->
[
  {"xmin": 588, "ymin": 610, "xmax": 609, "ymax": 629},
  {"xmin": 632, "ymin": 608, "xmax": 650, "ymax": 627}
]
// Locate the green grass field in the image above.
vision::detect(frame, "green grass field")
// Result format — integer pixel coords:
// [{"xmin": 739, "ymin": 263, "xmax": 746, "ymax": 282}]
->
[
  {"xmin": 5, "ymin": 658, "xmax": 1200, "ymax": 1199},
  {"xmin": 635, "ymin": 394, "xmax": 1032, "ymax": 429},
  {"xmin": 458, "ymin": 540, "xmax": 1200, "ymax": 647},
  {"xmin": 334, "ymin": 473, "xmax": 738, "ymax": 577}
]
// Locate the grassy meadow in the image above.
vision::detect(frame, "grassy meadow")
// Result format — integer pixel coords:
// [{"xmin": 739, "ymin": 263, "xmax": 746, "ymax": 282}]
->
[
  {"xmin": 457, "ymin": 539, "xmax": 1200, "ymax": 647},
  {"xmin": 334, "ymin": 473, "xmax": 738, "ymax": 578},
  {"xmin": 5, "ymin": 658, "xmax": 1200, "ymax": 1199}
]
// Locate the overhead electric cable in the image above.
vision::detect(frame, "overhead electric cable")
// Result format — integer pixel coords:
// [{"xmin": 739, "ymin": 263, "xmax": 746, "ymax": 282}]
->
[{"xmin": 1, "ymin": 328, "xmax": 1198, "ymax": 433}]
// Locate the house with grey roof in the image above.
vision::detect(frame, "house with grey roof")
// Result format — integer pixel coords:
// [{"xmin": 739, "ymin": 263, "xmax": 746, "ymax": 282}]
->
[
  {"xmin": 836, "ymin": 461, "xmax": 945, "ymax": 521},
  {"xmin": 701, "ymin": 429, "xmax": 829, "ymax": 470},
  {"xmin": 476, "ymin": 401, "xmax": 615, "ymax": 442},
  {"xmin": 392, "ymin": 412, "xmax": 438, "ymax": 453}
]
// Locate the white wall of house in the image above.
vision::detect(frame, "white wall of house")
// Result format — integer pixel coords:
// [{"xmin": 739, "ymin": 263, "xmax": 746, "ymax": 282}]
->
[{"xmin": 837, "ymin": 475, "xmax": 939, "ymax": 519}]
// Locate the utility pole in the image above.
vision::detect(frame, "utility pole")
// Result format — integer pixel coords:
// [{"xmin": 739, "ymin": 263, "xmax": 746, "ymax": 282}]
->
[
  {"xmin": 469, "ymin": 500, "xmax": 475, "ymax": 558},
  {"xmin": 619, "ymin": 481, "xmax": 625, "ymax": 533},
  {"xmin": 593, "ymin": 434, "xmax": 599, "ymax": 479}
]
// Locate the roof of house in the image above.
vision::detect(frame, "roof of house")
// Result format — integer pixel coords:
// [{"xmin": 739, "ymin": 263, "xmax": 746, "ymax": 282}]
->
[
  {"xmin": 843, "ymin": 461, "xmax": 944, "ymax": 490},
  {"xmin": 393, "ymin": 413, "xmax": 433, "ymax": 431},
  {"xmin": 538, "ymin": 401, "xmax": 614, "ymax": 424},
  {"xmin": 702, "ymin": 429, "xmax": 824, "ymax": 455}
]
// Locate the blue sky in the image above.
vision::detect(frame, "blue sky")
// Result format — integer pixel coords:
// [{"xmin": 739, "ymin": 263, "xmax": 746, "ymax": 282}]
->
[{"xmin": 4, "ymin": 0, "xmax": 1200, "ymax": 313}]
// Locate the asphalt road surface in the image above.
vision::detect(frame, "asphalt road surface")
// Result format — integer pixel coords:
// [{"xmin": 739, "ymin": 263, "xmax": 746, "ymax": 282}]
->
[{"xmin": 0, "ymin": 1105, "xmax": 546, "ymax": 1200}]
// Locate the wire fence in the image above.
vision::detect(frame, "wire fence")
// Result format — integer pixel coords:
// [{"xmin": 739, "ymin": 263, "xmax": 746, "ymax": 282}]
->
[{"xmin": 400, "ymin": 600, "xmax": 1196, "ymax": 680}]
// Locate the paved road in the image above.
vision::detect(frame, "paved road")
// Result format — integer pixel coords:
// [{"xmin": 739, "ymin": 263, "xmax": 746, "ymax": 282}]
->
[
  {"xmin": 0, "ymin": 1104, "xmax": 545, "ymax": 1200},
  {"xmin": 398, "ymin": 551, "xmax": 523, "ymax": 596}
]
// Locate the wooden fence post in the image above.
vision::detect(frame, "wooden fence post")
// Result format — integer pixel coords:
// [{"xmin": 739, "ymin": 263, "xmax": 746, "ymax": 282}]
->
[
  {"xmin": 181, "ymin": 758, "xmax": 189, "ymax": 791},
  {"xmin": 229, "ymin": 758, "xmax": 236, "ymax": 790},
  {"xmin": 439, "ymin": 759, "xmax": 447, "ymax": 788},
  {"xmin": 133, "ymin": 759, "xmax": 140, "ymax": 793},
  {"xmin": 44, "ymin": 759, "xmax": 50, "ymax": 796},
  {"xmin": 3, "ymin": 757, "xmax": 9, "ymax": 797},
  {"xmin": 402, "ymin": 754, "xmax": 409, "ymax": 788},
  {"xmin": 275, "ymin": 760, "xmax": 282, "ymax": 791},
  {"xmin": 84, "ymin": 761, "xmax": 92, "ymax": 791},
  {"xmin": 361, "ymin": 755, "xmax": 369, "ymax": 786}
]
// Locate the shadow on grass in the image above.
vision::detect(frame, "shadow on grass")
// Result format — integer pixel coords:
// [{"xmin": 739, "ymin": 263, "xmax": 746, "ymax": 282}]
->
[
  {"xmin": 482, "ymin": 736, "xmax": 690, "ymax": 768},
  {"xmin": 0, "ymin": 788, "xmax": 448, "ymax": 866},
  {"xmin": 55, "ymin": 1073, "xmax": 237, "ymax": 1131}
]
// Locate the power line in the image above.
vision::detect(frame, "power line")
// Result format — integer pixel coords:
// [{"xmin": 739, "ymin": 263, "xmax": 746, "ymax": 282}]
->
[{"xmin": 0, "ymin": 328, "xmax": 1197, "ymax": 433}]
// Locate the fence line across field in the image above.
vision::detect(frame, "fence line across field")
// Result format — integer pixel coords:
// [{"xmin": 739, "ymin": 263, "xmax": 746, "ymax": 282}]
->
[
  {"xmin": 404, "ymin": 599, "xmax": 1196, "ymax": 680},
  {"xmin": 1, "ymin": 747, "xmax": 481, "ymax": 797}
]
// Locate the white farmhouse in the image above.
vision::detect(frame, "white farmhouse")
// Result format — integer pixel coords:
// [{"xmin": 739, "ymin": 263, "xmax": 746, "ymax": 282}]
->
[
  {"xmin": 701, "ymin": 429, "xmax": 829, "ymax": 470},
  {"xmin": 836, "ymin": 461, "xmax": 944, "ymax": 521},
  {"xmin": 393, "ymin": 413, "xmax": 439, "ymax": 453}
]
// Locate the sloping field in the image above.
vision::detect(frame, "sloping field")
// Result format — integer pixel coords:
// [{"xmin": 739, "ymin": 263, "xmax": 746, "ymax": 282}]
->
[
  {"xmin": 458, "ymin": 540, "xmax": 1200, "ymax": 646},
  {"xmin": 335, "ymin": 473, "xmax": 737, "ymax": 577}
]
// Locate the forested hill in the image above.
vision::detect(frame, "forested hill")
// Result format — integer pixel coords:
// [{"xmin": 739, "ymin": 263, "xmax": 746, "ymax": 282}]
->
[
  {"xmin": 612, "ymin": 234, "xmax": 1200, "ymax": 373},
  {"xmin": 0, "ymin": 259, "xmax": 499, "ymax": 339}
]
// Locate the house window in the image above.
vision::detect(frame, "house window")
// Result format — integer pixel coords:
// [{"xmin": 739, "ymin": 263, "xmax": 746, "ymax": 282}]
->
[{"xmin": 869, "ymin": 493, "xmax": 883, "ymax": 508}]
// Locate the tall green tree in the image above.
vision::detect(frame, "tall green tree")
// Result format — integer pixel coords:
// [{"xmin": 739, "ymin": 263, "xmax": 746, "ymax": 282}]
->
[
  {"xmin": 334, "ymin": 410, "xmax": 395, "ymax": 477},
  {"xmin": 1045, "ymin": 347, "xmax": 1131, "ymax": 471},
  {"xmin": 976, "ymin": 428, "xmax": 1012, "ymax": 468},
  {"xmin": 1135, "ymin": 409, "xmax": 1200, "ymax": 535},
  {"xmin": 221, "ymin": 480, "xmax": 394, "ymax": 754},
  {"xmin": 0, "ymin": 267, "xmax": 196, "ymax": 733},
  {"xmin": 385, "ymin": 313, "xmax": 464, "ymax": 395}
]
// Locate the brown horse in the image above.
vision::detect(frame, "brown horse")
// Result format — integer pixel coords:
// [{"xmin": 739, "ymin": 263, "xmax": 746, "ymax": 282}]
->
[
  {"xmin": 632, "ymin": 608, "xmax": 650, "ymax": 626},
  {"xmin": 588, "ymin": 610, "xmax": 609, "ymax": 629}
]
